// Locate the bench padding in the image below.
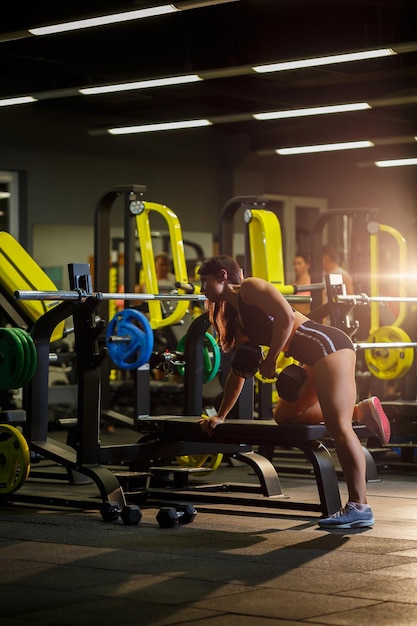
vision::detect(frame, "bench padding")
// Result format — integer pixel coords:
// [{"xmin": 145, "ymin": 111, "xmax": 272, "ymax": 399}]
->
[{"xmin": 138, "ymin": 415, "xmax": 369, "ymax": 444}]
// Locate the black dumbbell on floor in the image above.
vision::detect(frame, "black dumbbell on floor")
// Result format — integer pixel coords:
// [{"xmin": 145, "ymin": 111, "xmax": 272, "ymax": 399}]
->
[
  {"xmin": 100, "ymin": 501, "xmax": 142, "ymax": 525},
  {"xmin": 121, "ymin": 504, "xmax": 143, "ymax": 525},
  {"xmin": 156, "ymin": 503, "xmax": 197, "ymax": 528}
]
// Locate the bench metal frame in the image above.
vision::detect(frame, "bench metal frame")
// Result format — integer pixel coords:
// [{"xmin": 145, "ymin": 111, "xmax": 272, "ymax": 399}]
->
[{"xmin": 134, "ymin": 416, "xmax": 379, "ymax": 517}]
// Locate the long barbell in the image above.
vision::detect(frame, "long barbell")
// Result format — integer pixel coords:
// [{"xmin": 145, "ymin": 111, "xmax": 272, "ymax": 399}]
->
[
  {"xmin": 14, "ymin": 289, "xmax": 311, "ymax": 304},
  {"xmin": 334, "ymin": 294, "xmax": 417, "ymax": 305},
  {"xmin": 14, "ymin": 289, "xmax": 207, "ymax": 302},
  {"xmin": 13, "ymin": 289, "xmax": 416, "ymax": 380}
]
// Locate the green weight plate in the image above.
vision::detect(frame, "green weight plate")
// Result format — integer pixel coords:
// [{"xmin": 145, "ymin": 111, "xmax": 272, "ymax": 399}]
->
[
  {"xmin": 200, "ymin": 331, "xmax": 221, "ymax": 383},
  {"xmin": 23, "ymin": 331, "xmax": 37, "ymax": 385},
  {"xmin": 11, "ymin": 328, "xmax": 37, "ymax": 386},
  {"xmin": 0, "ymin": 424, "xmax": 30, "ymax": 494},
  {"xmin": 0, "ymin": 328, "xmax": 25, "ymax": 390},
  {"xmin": 9, "ymin": 328, "xmax": 31, "ymax": 386},
  {"xmin": 176, "ymin": 332, "xmax": 221, "ymax": 383}
]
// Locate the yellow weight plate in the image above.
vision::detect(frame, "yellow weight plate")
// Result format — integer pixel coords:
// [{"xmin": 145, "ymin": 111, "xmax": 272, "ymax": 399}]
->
[
  {"xmin": 177, "ymin": 453, "xmax": 223, "ymax": 475},
  {"xmin": 176, "ymin": 414, "xmax": 223, "ymax": 475},
  {"xmin": 364, "ymin": 326, "xmax": 414, "ymax": 380},
  {"xmin": 0, "ymin": 424, "xmax": 30, "ymax": 493}
]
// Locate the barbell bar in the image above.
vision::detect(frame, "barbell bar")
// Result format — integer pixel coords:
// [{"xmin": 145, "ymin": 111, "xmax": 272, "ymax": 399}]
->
[
  {"xmin": 360, "ymin": 325, "xmax": 415, "ymax": 380},
  {"xmin": 14, "ymin": 289, "xmax": 207, "ymax": 302},
  {"xmin": 293, "ymin": 282, "xmax": 325, "ymax": 293},
  {"xmin": 14, "ymin": 289, "xmax": 310, "ymax": 304},
  {"xmin": 13, "ymin": 290, "xmax": 416, "ymax": 380},
  {"xmin": 329, "ymin": 291, "xmax": 417, "ymax": 379},
  {"xmin": 334, "ymin": 294, "xmax": 417, "ymax": 305}
]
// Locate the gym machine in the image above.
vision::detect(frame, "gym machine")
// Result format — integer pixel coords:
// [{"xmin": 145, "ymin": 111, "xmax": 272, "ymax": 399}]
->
[
  {"xmin": 94, "ymin": 185, "xmax": 202, "ymax": 424},
  {"xmin": 2, "ymin": 260, "xmax": 212, "ymax": 518}
]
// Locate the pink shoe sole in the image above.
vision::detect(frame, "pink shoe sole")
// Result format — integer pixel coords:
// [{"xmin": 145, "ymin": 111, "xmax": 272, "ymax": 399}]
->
[{"xmin": 361, "ymin": 397, "xmax": 391, "ymax": 444}]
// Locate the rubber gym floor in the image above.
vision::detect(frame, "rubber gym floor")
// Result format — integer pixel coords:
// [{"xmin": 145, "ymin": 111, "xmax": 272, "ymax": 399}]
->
[{"xmin": 1, "ymin": 424, "xmax": 417, "ymax": 626}]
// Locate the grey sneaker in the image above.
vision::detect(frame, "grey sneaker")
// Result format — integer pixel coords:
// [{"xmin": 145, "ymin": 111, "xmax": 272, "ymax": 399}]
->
[
  {"xmin": 318, "ymin": 502, "xmax": 375, "ymax": 529},
  {"xmin": 357, "ymin": 396, "xmax": 391, "ymax": 444}
]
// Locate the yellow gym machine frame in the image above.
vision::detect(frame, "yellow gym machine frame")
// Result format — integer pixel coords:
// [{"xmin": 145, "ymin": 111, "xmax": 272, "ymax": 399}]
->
[
  {"xmin": 94, "ymin": 185, "xmax": 192, "ymax": 424},
  {"xmin": 0, "ymin": 231, "xmax": 66, "ymax": 343},
  {"xmin": 93, "ymin": 186, "xmax": 223, "ymax": 473},
  {"xmin": 135, "ymin": 201, "xmax": 190, "ymax": 329}
]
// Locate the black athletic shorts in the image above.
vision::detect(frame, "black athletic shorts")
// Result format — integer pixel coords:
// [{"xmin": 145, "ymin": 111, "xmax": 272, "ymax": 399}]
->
[{"xmin": 285, "ymin": 320, "xmax": 354, "ymax": 367}]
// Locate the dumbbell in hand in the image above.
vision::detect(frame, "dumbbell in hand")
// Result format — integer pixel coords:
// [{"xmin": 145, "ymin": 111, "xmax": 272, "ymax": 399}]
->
[
  {"xmin": 231, "ymin": 342, "xmax": 263, "ymax": 378},
  {"xmin": 230, "ymin": 343, "xmax": 308, "ymax": 403},
  {"xmin": 156, "ymin": 503, "xmax": 197, "ymax": 528},
  {"xmin": 276, "ymin": 364, "xmax": 308, "ymax": 402}
]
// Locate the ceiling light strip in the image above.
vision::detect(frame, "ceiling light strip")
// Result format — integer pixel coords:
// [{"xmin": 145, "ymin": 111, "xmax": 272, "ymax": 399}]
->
[
  {"xmin": 254, "ymin": 102, "xmax": 371, "ymax": 120},
  {"xmin": 173, "ymin": 0, "xmax": 240, "ymax": 8},
  {"xmin": 108, "ymin": 119, "xmax": 212, "ymax": 134},
  {"xmin": 80, "ymin": 74, "xmax": 202, "ymax": 95},
  {"xmin": 28, "ymin": 6, "xmax": 179, "ymax": 36},
  {"xmin": 253, "ymin": 48, "xmax": 396, "ymax": 73},
  {"xmin": 0, "ymin": 44, "xmax": 407, "ymax": 104},
  {"xmin": 276, "ymin": 140, "xmax": 374, "ymax": 155},
  {"xmin": 27, "ymin": 2, "xmax": 240, "ymax": 37},
  {"xmin": 375, "ymin": 158, "xmax": 417, "ymax": 167},
  {"xmin": 0, "ymin": 96, "xmax": 38, "ymax": 107}
]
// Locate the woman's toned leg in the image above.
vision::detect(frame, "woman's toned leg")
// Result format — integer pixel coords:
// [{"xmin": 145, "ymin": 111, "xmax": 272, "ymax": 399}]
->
[{"xmin": 313, "ymin": 349, "xmax": 367, "ymax": 504}]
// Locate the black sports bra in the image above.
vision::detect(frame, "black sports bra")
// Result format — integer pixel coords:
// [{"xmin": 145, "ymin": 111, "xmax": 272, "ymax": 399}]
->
[{"xmin": 238, "ymin": 292, "xmax": 273, "ymax": 346}]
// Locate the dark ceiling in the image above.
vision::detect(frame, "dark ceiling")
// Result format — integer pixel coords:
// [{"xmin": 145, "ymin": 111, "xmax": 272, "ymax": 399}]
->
[{"xmin": 1, "ymin": 0, "xmax": 416, "ymax": 160}]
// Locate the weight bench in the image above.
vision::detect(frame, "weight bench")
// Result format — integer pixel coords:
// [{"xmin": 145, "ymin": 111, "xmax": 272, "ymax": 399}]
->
[{"xmin": 136, "ymin": 416, "xmax": 379, "ymax": 517}]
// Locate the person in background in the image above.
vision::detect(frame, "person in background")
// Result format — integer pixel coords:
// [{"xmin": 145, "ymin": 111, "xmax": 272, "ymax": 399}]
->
[
  {"xmin": 293, "ymin": 253, "xmax": 311, "ymax": 315},
  {"xmin": 197, "ymin": 254, "xmax": 391, "ymax": 529},
  {"xmin": 322, "ymin": 244, "xmax": 354, "ymax": 295},
  {"xmin": 137, "ymin": 251, "xmax": 176, "ymax": 294}
]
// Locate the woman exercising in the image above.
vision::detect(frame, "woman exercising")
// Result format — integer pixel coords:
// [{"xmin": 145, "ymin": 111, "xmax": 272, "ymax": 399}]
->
[{"xmin": 197, "ymin": 255, "xmax": 390, "ymax": 529}]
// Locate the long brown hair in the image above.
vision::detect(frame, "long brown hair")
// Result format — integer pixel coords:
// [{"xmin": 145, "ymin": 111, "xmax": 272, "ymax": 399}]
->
[{"xmin": 198, "ymin": 255, "xmax": 242, "ymax": 352}]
